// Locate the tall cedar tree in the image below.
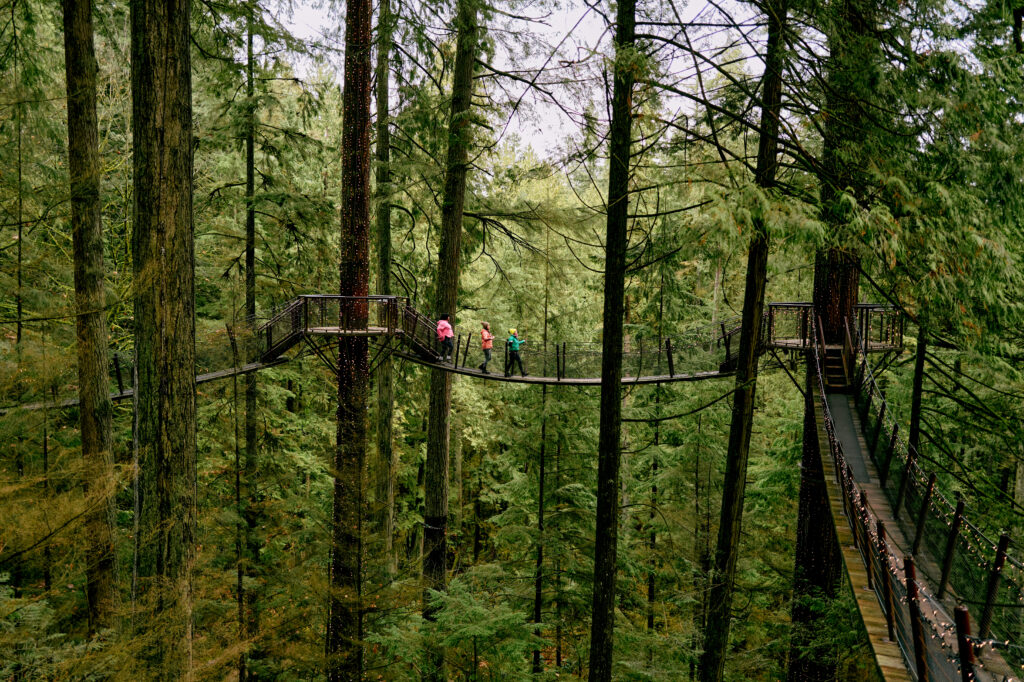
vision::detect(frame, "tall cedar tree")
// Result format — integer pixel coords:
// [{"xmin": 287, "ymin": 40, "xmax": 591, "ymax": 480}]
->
[
  {"xmin": 588, "ymin": 0, "xmax": 635, "ymax": 676},
  {"xmin": 697, "ymin": 0, "xmax": 788, "ymax": 677},
  {"xmin": 326, "ymin": 0, "xmax": 372, "ymax": 671},
  {"xmin": 130, "ymin": 0, "xmax": 197, "ymax": 675},
  {"xmin": 789, "ymin": 0, "xmax": 878, "ymax": 675},
  {"xmin": 242, "ymin": 3, "xmax": 262, "ymax": 674},
  {"xmin": 422, "ymin": 0, "xmax": 478, "ymax": 678},
  {"xmin": 63, "ymin": 0, "xmax": 116, "ymax": 634},
  {"xmin": 374, "ymin": 0, "xmax": 397, "ymax": 578}
]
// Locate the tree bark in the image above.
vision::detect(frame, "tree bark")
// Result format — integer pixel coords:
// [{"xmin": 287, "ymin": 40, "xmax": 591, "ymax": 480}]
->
[
  {"xmin": 787, "ymin": 364, "xmax": 842, "ymax": 681},
  {"xmin": 374, "ymin": 0, "xmax": 398, "ymax": 580},
  {"xmin": 130, "ymin": 0, "xmax": 197, "ymax": 675},
  {"xmin": 588, "ymin": 0, "xmax": 635, "ymax": 676},
  {"xmin": 63, "ymin": 0, "xmax": 116, "ymax": 635},
  {"xmin": 696, "ymin": 1, "xmax": 787, "ymax": 680},
  {"xmin": 422, "ymin": 1, "xmax": 478, "ymax": 679},
  {"xmin": 907, "ymin": 321, "xmax": 926, "ymax": 455},
  {"xmin": 242, "ymin": 6, "xmax": 262, "ymax": 674},
  {"xmin": 326, "ymin": 0, "xmax": 372, "ymax": 673}
]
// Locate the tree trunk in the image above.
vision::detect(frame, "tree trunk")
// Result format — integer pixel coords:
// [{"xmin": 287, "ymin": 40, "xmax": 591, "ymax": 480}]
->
[
  {"xmin": 533, "ymin": 395, "xmax": 547, "ymax": 674},
  {"xmin": 326, "ymin": 0, "xmax": 372, "ymax": 672},
  {"xmin": 787, "ymin": 364, "xmax": 842, "ymax": 681},
  {"xmin": 422, "ymin": 1, "xmax": 478, "ymax": 679},
  {"xmin": 812, "ymin": 250, "xmax": 859, "ymax": 343},
  {"xmin": 243, "ymin": 6, "xmax": 262, "ymax": 673},
  {"xmin": 374, "ymin": 0, "xmax": 398, "ymax": 580},
  {"xmin": 130, "ymin": 0, "xmax": 197, "ymax": 675},
  {"xmin": 696, "ymin": 2, "xmax": 787, "ymax": 680},
  {"xmin": 63, "ymin": 0, "xmax": 116, "ymax": 635},
  {"xmin": 907, "ymin": 321, "xmax": 926, "ymax": 455},
  {"xmin": 588, "ymin": 0, "xmax": 635, "ymax": 676}
]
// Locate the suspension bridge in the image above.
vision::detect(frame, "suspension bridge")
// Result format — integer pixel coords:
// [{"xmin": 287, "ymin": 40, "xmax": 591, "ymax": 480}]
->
[{"xmin": 5, "ymin": 294, "xmax": 1022, "ymax": 679}]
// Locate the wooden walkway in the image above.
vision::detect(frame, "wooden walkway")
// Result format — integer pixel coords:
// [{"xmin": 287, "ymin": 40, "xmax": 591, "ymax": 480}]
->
[{"xmin": 813, "ymin": 387, "xmax": 910, "ymax": 681}]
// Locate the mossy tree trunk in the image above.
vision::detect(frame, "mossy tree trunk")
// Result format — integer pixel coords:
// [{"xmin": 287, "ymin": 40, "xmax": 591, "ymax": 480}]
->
[
  {"xmin": 130, "ymin": 0, "xmax": 197, "ymax": 675},
  {"xmin": 63, "ymin": 0, "xmax": 116, "ymax": 635}
]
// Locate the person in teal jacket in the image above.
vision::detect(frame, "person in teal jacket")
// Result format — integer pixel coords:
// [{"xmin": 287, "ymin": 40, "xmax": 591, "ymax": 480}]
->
[{"xmin": 505, "ymin": 328, "xmax": 527, "ymax": 377}]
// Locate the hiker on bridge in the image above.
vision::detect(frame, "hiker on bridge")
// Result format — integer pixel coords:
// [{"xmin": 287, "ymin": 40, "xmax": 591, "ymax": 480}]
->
[
  {"xmin": 505, "ymin": 328, "xmax": 527, "ymax": 377},
  {"xmin": 437, "ymin": 314, "xmax": 454, "ymax": 363},
  {"xmin": 479, "ymin": 322, "xmax": 494, "ymax": 373}
]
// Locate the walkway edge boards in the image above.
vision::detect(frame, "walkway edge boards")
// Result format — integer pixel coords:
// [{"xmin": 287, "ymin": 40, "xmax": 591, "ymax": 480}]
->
[{"xmin": 813, "ymin": 383, "xmax": 911, "ymax": 682}]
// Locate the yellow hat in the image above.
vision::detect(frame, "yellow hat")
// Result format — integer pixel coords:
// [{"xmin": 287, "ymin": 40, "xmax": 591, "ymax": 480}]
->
[{"xmin": 509, "ymin": 328, "xmax": 517, "ymax": 335}]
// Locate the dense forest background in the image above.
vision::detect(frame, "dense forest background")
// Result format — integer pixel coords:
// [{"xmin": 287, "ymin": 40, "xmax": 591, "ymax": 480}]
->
[{"xmin": 1, "ymin": 0, "xmax": 1023, "ymax": 678}]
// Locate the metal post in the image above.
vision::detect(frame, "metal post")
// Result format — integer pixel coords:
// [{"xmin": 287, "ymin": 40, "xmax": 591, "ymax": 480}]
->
[
  {"xmin": 938, "ymin": 496, "xmax": 965, "ymax": 599},
  {"xmin": 880, "ymin": 423, "xmax": 899, "ymax": 486},
  {"xmin": 878, "ymin": 520, "xmax": 895, "ymax": 640},
  {"xmin": 666, "ymin": 338, "xmax": 674, "ymax": 377},
  {"xmin": 979, "ymin": 533, "xmax": 1010, "ymax": 639},
  {"xmin": 912, "ymin": 473, "xmax": 936, "ymax": 556},
  {"xmin": 871, "ymin": 401, "xmax": 887, "ymax": 455},
  {"xmin": 893, "ymin": 449, "xmax": 915, "ymax": 520},
  {"xmin": 113, "ymin": 352, "xmax": 125, "ymax": 394},
  {"xmin": 904, "ymin": 555, "xmax": 929, "ymax": 682},
  {"xmin": 555, "ymin": 344, "xmax": 561, "ymax": 380},
  {"xmin": 562, "ymin": 342, "xmax": 567, "ymax": 378},
  {"xmin": 954, "ymin": 606, "xmax": 975, "ymax": 682}
]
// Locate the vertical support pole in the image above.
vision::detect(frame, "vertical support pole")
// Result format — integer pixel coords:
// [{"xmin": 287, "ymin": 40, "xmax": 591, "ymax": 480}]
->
[
  {"xmin": 904, "ymin": 555, "xmax": 929, "ymax": 682},
  {"xmin": 666, "ymin": 338, "xmax": 674, "ymax": 377},
  {"xmin": 800, "ymin": 306, "xmax": 808, "ymax": 348},
  {"xmin": 893, "ymin": 449, "xmax": 915, "ymax": 520},
  {"xmin": 562, "ymin": 342, "xmax": 566, "ymax": 379},
  {"xmin": 938, "ymin": 496, "xmax": 965, "ymax": 599},
  {"xmin": 878, "ymin": 521, "xmax": 895, "ymax": 641},
  {"xmin": 880, "ymin": 423, "xmax": 899, "ymax": 486},
  {"xmin": 721, "ymin": 323, "xmax": 730, "ymax": 362},
  {"xmin": 463, "ymin": 334, "xmax": 471, "ymax": 368},
  {"xmin": 912, "ymin": 473, "xmax": 936, "ymax": 556},
  {"xmin": 870, "ymin": 401, "xmax": 887, "ymax": 455},
  {"xmin": 114, "ymin": 352, "xmax": 125, "ymax": 394},
  {"xmin": 955, "ymin": 606, "xmax": 975, "ymax": 682},
  {"xmin": 455, "ymin": 333, "xmax": 461, "ymax": 364},
  {"xmin": 556, "ymin": 344, "xmax": 561, "ymax": 380},
  {"xmin": 979, "ymin": 533, "xmax": 1010, "ymax": 639}
]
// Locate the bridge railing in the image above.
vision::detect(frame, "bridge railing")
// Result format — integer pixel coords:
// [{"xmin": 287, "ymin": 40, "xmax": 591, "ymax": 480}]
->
[
  {"xmin": 766, "ymin": 303, "xmax": 902, "ymax": 351},
  {"xmin": 438, "ymin": 316, "xmax": 744, "ymax": 379},
  {"xmin": 852, "ymin": 325, "xmax": 1022, "ymax": 674},
  {"xmin": 810, "ymin": 317, "xmax": 987, "ymax": 680}
]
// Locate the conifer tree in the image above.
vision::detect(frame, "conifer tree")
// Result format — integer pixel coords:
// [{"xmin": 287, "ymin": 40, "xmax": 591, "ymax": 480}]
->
[
  {"xmin": 63, "ymin": 0, "xmax": 116, "ymax": 635},
  {"xmin": 698, "ymin": 0, "xmax": 789, "ymax": 677},
  {"xmin": 327, "ymin": 0, "xmax": 372, "ymax": 672},
  {"xmin": 130, "ymin": 0, "xmax": 197, "ymax": 675},
  {"xmin": 588, "ymin": 0, "xmax": 635, "ymax": 676},
  {"xmin": 421, "ymin": 0, "xmax": 479, "ymax": 678}
]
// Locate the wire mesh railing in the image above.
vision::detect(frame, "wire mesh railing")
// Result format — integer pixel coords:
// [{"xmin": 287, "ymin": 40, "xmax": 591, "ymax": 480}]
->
[{"xmin": 809, "ymin": 316, "xmax": 999, "ymax": 681}]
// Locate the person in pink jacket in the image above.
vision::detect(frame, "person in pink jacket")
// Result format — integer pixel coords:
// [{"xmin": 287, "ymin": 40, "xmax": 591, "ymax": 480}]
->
[
  {"xmin": 478, "ymin": 322, "xmax": 494, "ymax": 373},
  {"xmin": 436, "ymin": 313, "xmax": 454, "ymax": 362}
]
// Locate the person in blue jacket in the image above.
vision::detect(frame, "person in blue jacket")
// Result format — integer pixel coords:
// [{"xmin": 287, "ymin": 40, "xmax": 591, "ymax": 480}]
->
[{"xmin": 505, "ymin": 328, "xmax": 527, "ymax": 377}]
